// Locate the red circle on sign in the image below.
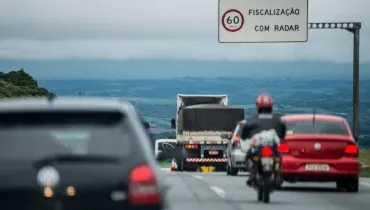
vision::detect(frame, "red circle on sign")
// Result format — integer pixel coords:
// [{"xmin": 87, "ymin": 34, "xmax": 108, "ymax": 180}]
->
[{"xmin": 221, "ymin": 9, "xmax": 245, "ymax": 32}]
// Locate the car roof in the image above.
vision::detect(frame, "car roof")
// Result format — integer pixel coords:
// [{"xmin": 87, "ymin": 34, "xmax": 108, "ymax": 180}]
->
[
  {"xmin": 282, "ymin": 114, "xmax": 346, "ymax": 122},
  {"xmin": 0, "ymin": 96, "xmax": 136, "ymax": 113}
]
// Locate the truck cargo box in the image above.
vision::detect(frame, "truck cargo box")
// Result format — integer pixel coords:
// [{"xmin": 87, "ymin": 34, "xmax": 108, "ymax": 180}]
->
[{"xmin": 177, "ymin": 104, "xmax": 244, "ymax": 134}]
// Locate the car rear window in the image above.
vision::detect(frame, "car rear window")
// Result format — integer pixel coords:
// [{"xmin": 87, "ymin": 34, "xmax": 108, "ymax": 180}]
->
[
  {"xmin": 285, "ymin": 120, "xmax": 349, "ymax": 135},
  {"xmin": 0, "ymin": 111, "xmax": 133, "ymax": 159}
]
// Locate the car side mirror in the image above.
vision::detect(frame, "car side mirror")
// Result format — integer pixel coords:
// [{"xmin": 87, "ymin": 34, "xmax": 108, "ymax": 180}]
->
[
  {"xmin": 143, "ymin": 121, "xmax": 150, "ymax": 129},
  {"xmin": 221, "ymin": 133, "xmax": 231, "ymax": 140},
  {"xmin": 170, "ymin": 119, "xmax": 176, "ymax": 129}
]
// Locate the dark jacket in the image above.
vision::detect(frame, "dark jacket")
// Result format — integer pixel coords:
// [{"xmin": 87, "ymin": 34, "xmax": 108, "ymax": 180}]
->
[{"xmin": 241, "ymin": 112, "xmax": 286, "ymax": 141}]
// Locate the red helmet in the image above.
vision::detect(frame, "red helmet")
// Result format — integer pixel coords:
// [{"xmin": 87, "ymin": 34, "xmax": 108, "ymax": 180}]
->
[{"xmin": 256, "ymin": 93, "xmax": 273, "ymax": 109}]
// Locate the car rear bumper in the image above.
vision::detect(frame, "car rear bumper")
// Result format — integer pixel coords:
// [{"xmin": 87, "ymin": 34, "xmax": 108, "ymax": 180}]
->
[
  {"xmin": 230, "ymin": 149, "xmax": 247, "ymax": 168},
  {"xmin": 281, "ymin": 156, "xmax": 360, "ymax": 181}
]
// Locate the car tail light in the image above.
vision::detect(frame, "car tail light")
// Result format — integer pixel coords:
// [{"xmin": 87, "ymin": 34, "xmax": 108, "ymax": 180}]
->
[
  {"xmin": 128, "ymin": 164, "xmax": 161, "ymax": 205},
  {"xmin": 278, "ymin": 143, "xmax": 289, "ymax": 153},
  {"xmin": 344, "ymin": 144, "xmax": 358, "ymax": 156},
  {"xmin": 185, "ymin": 144, "xmax": 198, "ymax": 149},
  {"xmin": 261, "ymin": 146, "xmax": 273, "ymax": 157}
]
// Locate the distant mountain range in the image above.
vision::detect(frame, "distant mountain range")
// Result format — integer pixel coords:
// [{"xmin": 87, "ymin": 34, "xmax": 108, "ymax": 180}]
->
[
  {"xmin": 39, "ymin": 77, "xmax": 370, "ymax": 147},
  {"xmin": 1, "ymin": 59, "xmax": 369, "ymax": 79}
]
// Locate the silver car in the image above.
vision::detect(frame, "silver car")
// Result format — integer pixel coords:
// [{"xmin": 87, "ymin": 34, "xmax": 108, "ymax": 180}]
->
[{"xmin": 226, "ymin": 120, "xmax": 247, "ymax": 176}]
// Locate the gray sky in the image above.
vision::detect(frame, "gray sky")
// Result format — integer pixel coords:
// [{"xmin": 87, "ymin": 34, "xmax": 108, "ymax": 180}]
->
[{"xmin": 0, "ymin": 0, "xmax": 368, "ymax": 62}]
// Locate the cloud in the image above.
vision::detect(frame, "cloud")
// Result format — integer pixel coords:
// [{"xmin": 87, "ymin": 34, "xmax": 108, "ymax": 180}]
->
[{"xmin": 0, "ymin": 0, "xmax": 368, "ymax": 61}]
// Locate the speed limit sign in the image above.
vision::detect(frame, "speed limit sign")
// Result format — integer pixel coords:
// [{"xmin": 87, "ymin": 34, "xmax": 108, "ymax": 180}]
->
[{"xmin": 221, "ymin": 9, "xmax": 245, "ymax": 32}]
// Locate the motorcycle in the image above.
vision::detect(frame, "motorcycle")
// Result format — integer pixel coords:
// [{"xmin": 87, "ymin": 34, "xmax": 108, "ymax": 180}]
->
[{"xmin": 250, "ymin": 144, "xmax": 280, "ymax": 203}]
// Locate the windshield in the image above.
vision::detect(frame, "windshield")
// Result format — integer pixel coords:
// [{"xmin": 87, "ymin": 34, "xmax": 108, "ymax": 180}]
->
[
  {"xmin": 157, "ymin": 141, "xmax": 176, "ymax": 151},
  {"xmin": 0, "ymin": 111, "xmax": 132, "ymax": 159},
  {"xmin": 285, "ymin": 120, "xmax": 349, "ymax": 136}
]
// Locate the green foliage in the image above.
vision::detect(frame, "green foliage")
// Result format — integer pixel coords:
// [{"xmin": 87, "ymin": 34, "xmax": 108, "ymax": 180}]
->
[
  {"xmin": 0, "ymin": 69, "xmax": 54, "ymax": 98},
  {"xmin": 167, "ymin": 134, "xmax": 176, "ymax": 139}
]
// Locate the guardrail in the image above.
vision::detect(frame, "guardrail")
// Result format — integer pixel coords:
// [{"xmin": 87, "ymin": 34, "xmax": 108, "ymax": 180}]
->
[
  {"xmin": 362, "ymin": 164, "xmax": 370, "ymax": 169},
  {"xmin": 361, "ymin": 164, "xmax": 370, "ymax": 176}
]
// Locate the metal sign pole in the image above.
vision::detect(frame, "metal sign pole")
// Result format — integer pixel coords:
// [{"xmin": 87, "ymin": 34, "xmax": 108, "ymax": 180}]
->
[
  {"xmin": 309, "ymin": 22, "xmax": 361, "ymax": 142},
  {"xmin": 351, "ymin": 26, "xmax": 360, "ymax": 142}
]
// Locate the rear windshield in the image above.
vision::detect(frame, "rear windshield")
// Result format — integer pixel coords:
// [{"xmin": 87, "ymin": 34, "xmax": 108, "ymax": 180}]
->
[
  {"xmin": 157, "ymin": 141, "xmax": 176, "ymax": 154},
  {"xmin": 0, "ymin": 111, "xmax": 133, "ymax": 159},
  {"xmin": 285, "ymin": 120, "xmax": 349, "ymax": 135}
]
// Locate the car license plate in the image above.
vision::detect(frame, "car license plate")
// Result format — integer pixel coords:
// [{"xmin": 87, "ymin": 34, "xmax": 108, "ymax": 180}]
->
[
  {"xmin": 208, "ymin": 150, "xmax": 219, "ymax": 155},
  {"xmin": 305, "ymin": 164, "xmax": 329, "ymax": 171},
  {"xmin": 261, "ymin": 157, "xmax": 273, "ymax": 171},
  {"xmin": 261, "ymin": 157, "xmax": 273, "ymax": 165}
]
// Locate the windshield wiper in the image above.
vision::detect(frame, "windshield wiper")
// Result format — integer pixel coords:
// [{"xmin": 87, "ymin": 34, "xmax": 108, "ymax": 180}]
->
[{"xmin": 33, "ymin": 154, "xmax": 120, "ymax": 167}]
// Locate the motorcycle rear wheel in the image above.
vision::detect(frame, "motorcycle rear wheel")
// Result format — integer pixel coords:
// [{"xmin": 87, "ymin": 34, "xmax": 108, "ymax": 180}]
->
[
  {"xmin": 262, "ymin": 184, "xmax": 270, "ymax": 203},
  {"xmin": 257, "ymin": 187, "xmax": 263, "ymax": 201}
]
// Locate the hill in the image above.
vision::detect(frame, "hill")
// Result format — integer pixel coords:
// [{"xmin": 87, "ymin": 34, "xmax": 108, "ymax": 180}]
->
[
  {"xmin": 0, "ymin": 69, "xmax": 54, "ymax": 98},
  {"xmin": 38, "ymin": 77, "xmax": 370, "ymax": 147}
]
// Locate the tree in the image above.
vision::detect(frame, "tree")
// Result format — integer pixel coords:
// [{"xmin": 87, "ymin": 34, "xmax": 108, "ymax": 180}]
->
[{"xmin": 0, "ymin": 69, "xmax": 54, "ymax": 98}]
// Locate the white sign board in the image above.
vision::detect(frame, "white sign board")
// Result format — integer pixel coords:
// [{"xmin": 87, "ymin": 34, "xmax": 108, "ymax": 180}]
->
[{"xmin": 218, "ymin": 0, "xmax": 308, "ymax": 43}]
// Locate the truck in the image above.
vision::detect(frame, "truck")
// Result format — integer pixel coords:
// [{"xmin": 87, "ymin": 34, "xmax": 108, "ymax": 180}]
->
[{"xmin": 170, "ymin": 94, "xmax": 245, "ymax": 171}]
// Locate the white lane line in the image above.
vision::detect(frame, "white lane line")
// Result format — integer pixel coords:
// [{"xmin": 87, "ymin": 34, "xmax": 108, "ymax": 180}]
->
[
  {"xmin": 360, "ymin": 181, "xmax": 370, "ymax": 187},
  {"xmin": 192, "ymin": 175, "xmax": 203, "ymax": 180},
  {"xmin": 210, "ymin": 186, "xmax": 226, "ymax": 198}
]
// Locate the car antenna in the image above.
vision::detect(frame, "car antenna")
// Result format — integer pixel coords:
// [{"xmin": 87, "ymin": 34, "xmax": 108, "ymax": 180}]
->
[{"xmin": 313, "ymin": 107, "xmax": 316, "ymax": 129}]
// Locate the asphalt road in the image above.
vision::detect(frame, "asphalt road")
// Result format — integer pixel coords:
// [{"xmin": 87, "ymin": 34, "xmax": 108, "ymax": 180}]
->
[{"xmin": 161, "ymin": 169, "xmax": 370, "ymax": 210}]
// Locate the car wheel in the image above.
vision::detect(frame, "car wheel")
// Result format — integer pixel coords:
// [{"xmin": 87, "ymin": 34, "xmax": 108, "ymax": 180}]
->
[
  {"xmin": 346, "ymin": 178, "xmax": 359, "ymax": 192},
  {"xmin": 226, "ymin": 162, "xmax": 231, "ymax": 175},
  {"xmin": 230, "ymin": 165, "xmax": 238, "ymax": 176},
  {"xmin": 275, "ymin": 174, "xmax": 283, "ymax": 190}
]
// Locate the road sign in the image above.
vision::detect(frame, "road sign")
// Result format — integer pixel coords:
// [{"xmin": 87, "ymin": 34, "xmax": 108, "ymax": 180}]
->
[
  {"xmin": 221, "ymin": 9, "xmax": 245, "ymax": 32},
  {"xmin": 218, "ymin": 0, "xmax": 308, "ymax": 43}
]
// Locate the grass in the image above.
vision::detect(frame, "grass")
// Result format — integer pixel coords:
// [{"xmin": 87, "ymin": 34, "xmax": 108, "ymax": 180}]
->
[
  {"xmin": 360, "ymin": 148, "xmax": 370, "ymax": 177},
  {"xmin": 160, "ymin": 159, "xmax": 172, "ymax": 168}
]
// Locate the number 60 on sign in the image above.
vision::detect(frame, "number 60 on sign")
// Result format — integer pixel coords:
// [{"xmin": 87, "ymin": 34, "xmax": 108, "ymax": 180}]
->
[{"xmin": 221, "ymin": 9, "xmax": 244, "ymax": 32}]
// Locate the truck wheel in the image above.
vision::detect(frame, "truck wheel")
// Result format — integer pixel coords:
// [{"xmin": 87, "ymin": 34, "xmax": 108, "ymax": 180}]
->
[
  {"xmin": 230, "ymin": 166, "xmax": 238, "ymax": 176},
  {"xmin": 177, "ymin": 159, "xmax": 184, "ymax": 172},
  {"xmin": 226, "ymin": 163, "xmax": 231, "ymax": 175}
]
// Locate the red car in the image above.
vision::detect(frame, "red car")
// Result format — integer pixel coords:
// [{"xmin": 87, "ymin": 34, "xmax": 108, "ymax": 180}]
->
[{"xmin": 278, "ymin": 114, "xmax": 360, "ymax": 192}]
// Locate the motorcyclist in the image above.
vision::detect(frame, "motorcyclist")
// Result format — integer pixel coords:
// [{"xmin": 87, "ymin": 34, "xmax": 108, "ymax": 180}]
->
[{"xmin": 240, "ymin": 93, "xmax": 286, "ymax": 186}]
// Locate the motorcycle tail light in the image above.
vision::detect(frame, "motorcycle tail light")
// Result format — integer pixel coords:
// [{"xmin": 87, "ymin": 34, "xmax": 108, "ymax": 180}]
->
[{"xmin": 261, "ymin": 147, "xmax": 273, "ymax": 157}]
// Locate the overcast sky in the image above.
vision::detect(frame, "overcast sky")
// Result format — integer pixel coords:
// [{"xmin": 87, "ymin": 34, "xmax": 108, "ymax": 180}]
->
[{"xmin": 0, "ymin": 0, "xmax": 368, "ymax": 62}]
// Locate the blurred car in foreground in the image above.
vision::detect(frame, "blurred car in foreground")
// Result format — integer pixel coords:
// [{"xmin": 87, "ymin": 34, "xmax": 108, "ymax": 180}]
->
[
  {"xmin": 0, "ymin": 96, "xmax": 169, "ymax": 210},
  {"xmin": 225, "ymin": 120, "xmax": 247, "ymax": 176},
  {"xmin": 279, "ymin": 114, "xmax": 360, "ymax": 192}
]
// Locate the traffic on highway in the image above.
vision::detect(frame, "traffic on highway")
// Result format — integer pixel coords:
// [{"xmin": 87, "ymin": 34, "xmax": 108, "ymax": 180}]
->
[
  {"xmin": 0, "ymin": 92, "xmax": 367, "ymax": 210},
  {"xmin": 0, "ymin": 91, "xmax": 365, "ymax": 210}
]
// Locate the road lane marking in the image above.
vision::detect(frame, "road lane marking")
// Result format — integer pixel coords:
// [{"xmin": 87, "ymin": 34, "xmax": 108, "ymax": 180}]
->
[
  {"xmin": 360, "ymin": 181, "xmax": 370, "ymax": 187},
  {"xmin": 192, "ymin": 175, "xmax": 203, "ymax": 180},
  {"xmin": 210, "ymin": 186, "xmax": 226, "ymax": 198}
]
